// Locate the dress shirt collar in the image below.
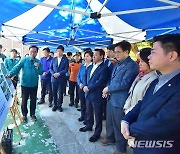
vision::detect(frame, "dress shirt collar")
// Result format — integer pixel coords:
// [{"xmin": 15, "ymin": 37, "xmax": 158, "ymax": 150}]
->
[
  {"xmin": 158, "ymin": 69, "xmax": 180, "ymax": 83},
  {"xmin": 117, "ymin": 56, "xmax": 130, "ymax": 65},
  {"xmin": 84, "ymin": 62, "xmax": 92, "ymax": 67},
  {"xmin": 46, "ymin": 56, "xmax": 50, "ymax": 60},
  {"xmin": 93, "ymin": 61, "xmax": 103, "ymax": 67},
  {"xmin": 154, "ymin": 69, "xmax": 180, "ymax": 94}
]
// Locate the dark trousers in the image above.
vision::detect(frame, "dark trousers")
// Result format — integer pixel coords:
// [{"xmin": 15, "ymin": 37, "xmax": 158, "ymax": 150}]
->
[
  {"xmin": 52, "ymin": 81, "xmax": 64, "ymax": 107},
  {"xmin": 11, "ymin": 76, "xmax": 19, "ymax": 89},
  {"xmin": 78, "ymin": 87, "xmax": 86, "ymax": 120},
  {"xmin": 40, "ymin": 79, "xmax": 53, "ymax": 103},
  {"xmin": 69, "ymin": 81, "xmax": 79, "ymax": 104},
  {"xmin": 86, "ymin": 98, "xmax": 103, "ymax": 137},
  {"xmin": 106, "ymin": 102, "xmax": 127, "ymax": 153},
  {"xmin": 63, "ymin": 76, "xmax": 69, "ymax": 95},
  {"xmin": 103, "ymin": 99, "xmax": 107, "ymax": 119},
  {"xmin": 21, "ymin": 86, "xmax": 38, "ymax": 116}
]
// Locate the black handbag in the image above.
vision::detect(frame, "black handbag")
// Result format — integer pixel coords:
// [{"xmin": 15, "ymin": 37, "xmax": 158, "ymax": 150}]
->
[{"xmin": 1, "ymin": 127, "xmax": 13, "ymax": 154}]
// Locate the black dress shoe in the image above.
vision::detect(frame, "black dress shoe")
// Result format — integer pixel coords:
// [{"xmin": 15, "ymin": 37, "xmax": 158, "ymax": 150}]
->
[
  {"xmin": 78, "ymin": 117, "xmax": 84, "ymax": 122},
  {"xmin": 75, "ymin": 103, "xmax": 79, "ymax": 108},
  {"xmin": 77, "ymin": 108, "xmax": 81, "ymax": 111},
  {"xmin": 22, "ymin": 116, "xmax": 28, "ymax": 123},
  {"xmin": 79, "ymin": 126, "xmax": 92, "ymax": 132},
  {"xmin": 89, "ymin": 135, "xmax": 100, "ymax": 142},
  {"xmin": 52, "ymin": 106, "xmax": 57, "ymax": 111},
  {"xmin": 48, "ymin": 102, "xmax": 52, "ymax": 107},
  {"xmin": 38, "ymin": 100, "xmax": 45, "ymax": 104},
  {"xmin": 30, "ymin": 115, "xmax": 37, "ymax": 121},
  {"xmin": 58, "ymin": 107, "xmax": 63, "ymax": 112},
  {"xmin": 69, "ymin": 102, "xmax": 74, "ymax": 106}
]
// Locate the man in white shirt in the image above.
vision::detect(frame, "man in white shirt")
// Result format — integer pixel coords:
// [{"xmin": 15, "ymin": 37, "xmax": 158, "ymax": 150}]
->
[
  {"xmin": 79, "ymin": 49, "xmax": 110, "ymax": 142},
  {"xmin": 50, "ymin": 45, "xmax": 69, "ymax": 112}
]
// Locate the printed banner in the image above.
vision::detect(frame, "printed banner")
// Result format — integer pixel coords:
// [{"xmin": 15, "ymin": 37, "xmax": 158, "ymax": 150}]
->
[{"xmin": 0, "ymin": 62, "xmax": 15, "ymax": 131}]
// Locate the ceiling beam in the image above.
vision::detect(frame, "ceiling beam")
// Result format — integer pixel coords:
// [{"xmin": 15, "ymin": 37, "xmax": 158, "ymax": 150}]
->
[
  {"xmin": 101, "ymin": 5, "xmax": 179, "ymax": 17},
  {"xmin": 21, "ymin": 0, "xmax": 90, "ymax": 16}
]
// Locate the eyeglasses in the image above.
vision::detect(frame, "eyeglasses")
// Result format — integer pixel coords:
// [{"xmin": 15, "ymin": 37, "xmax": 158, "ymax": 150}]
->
[{"xmin": 113, "ymin": 51, "xmax": 125, "ymax": 54}]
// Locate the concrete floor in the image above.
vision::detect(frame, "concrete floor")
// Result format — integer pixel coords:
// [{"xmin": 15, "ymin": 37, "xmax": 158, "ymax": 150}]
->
[{"xmin": 38, "ymin": 94, "xmax": 133, "ymax": 154}]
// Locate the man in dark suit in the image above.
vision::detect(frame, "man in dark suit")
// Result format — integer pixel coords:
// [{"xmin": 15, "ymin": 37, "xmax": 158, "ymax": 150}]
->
[
  {"xmin": 121, "ymin": 34, "xmax": 180, "ymax": 154},
  {"xmin": 102, "ymin": 41, "xmax": 138, "ymax": 154},
  {"xmin": 79, "ymin": 49, "xmax": 110, "ymax": 142},
  {"xmin": 50, "ymin": 45, "xmax": 69, "ymax": 112}
]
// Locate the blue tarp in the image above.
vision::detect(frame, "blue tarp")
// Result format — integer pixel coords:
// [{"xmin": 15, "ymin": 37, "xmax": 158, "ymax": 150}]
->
[{"xmin": 0, "ymin": 0, "xmax": 179, "ymax": 49}]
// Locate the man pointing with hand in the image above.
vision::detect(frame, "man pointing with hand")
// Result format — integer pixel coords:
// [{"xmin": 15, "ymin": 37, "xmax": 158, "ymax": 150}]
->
[{"xmin": 6, "ymin": 45, "xmax": 43, "ymax": 123}]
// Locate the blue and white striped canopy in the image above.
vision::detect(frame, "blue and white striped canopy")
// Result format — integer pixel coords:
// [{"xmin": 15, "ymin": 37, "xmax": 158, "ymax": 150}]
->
[{"xmin": 0, "ymin": 0, "xmax": 179, "ymax": 50}]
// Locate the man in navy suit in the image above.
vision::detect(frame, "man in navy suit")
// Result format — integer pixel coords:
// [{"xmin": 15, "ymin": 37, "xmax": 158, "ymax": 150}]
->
[
  {"xmin": 79, "ymin": 49, "xmax": 110, "ymax": 142},
  {"xmin": 121, "ymin": 34, "xmax": 180, "ymax": 154},
  {"xmin": 50, "ymin": 45, "xmax": 69, "ymax": 112},
  {"xmin": 102, "ymin": 41, "xmax": 138, "ymax": 154}
]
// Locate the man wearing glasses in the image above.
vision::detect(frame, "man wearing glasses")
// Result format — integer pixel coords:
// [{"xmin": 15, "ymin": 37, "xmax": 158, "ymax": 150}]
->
[{"xmin": 102, "ymin": 40, "xmax": 138, "ymax": 154}]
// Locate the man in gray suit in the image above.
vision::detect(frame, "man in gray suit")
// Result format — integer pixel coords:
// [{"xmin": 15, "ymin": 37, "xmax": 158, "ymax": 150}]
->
[{"xmin": 102, "ymin": 40, "xmax": 138, "ymax": 154}]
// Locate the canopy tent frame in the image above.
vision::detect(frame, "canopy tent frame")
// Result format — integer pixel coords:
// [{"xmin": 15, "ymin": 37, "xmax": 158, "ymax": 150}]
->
[
  {"xmin": 0, "ymin": 0, "xmax": 179, "ymax": 50},
  {"xmin": 2, "ymin": 22, "xmax": 179, "ymax": 44},
  {"xmin": 101, "ymin": 5, "xmax": 179, "ymax": 17},
  {"xmin": 21, "ymin": 0, "xmax": 90, "ymax": 16}
]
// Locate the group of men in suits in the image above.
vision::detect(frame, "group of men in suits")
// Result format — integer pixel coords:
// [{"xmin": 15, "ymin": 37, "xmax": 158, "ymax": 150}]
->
[
  {"xmin": 6, "ymin": 33, "xmax": 180, "ymax": 154},
  {"xmin": 38, "ymin": 45, "xmax": 69, "ymax": 113},
  {"xmin": 78, "ymin": 40, "xmax": 139, "ymax": 154},
  {"xmin": 79, "ymin": 49, "xmax": 110, "ymax": 142},
  {"xmin": 77, "ymin": 34, "xmax": 180, "ymax": 154}
]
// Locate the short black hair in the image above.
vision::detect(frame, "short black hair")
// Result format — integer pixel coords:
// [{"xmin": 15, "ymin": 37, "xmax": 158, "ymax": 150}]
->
[
  {"xmin": 29, "ymin": 45, "xmax": 39, "ymax": 51},
  {"xmin": 94, "ymin": 49, "xmax": 105, "ymax": 58},
  {"xmin": 75, "ymin": 52, "xmax": 82, "ymax": 57},
  {"xmin": 57, "ymin": 45, "xmax": 64, "ymax": 51},
  {"xmin": 107, "ymin": 44, "xmax": 115, "ymax": 51},
  {"xmin": 0, "ymin": 45, "xmax": 2, "ymax": 49},
  {"xmin": 139, "ymin": 48, "xmax": 151, "ymax": 67},
  {"xmin": 84, "ymin": 50, "xmax": 93, "ymax": 58},
  {"xmin": 43, "ymin": 47, "xmax": 50, "ymax": 53},
  {"xmin": 67, "ymin": 52, "xmax": 72, "ymax": 56},
  {"xmin": 153, "ymin": 34, "xmax": 180, "ymax": 57},
  {"xmin": 10, "ymin": 49, "xmax": 18, "ymax": 54},
  {"xmin": 83, "ymin": 48, "xmax": 92, "ymax": 52},
  {"xmin": 115, "ymin": 40, "xmax": 131, "ymax": 54},
  {"xmin": 50, "ymin": 51, "xmax": 54, "ymax": 55}
]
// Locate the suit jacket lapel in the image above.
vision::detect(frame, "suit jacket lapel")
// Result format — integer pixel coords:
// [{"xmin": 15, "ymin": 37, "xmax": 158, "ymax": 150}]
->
[
  {"xmin": 112, "ymin": 57, "xmax": 131, "ymax": 79},
  {"xmin": 88, "ymin": 63, "xmax": 103, "ymax": 82},
  {"xmin": 87, "ymin": 65, "xmax": 92, "ymax": 82},
  {"xmin": 55, "ymin": 57, "xmax": 58, "ymax": 67},
  {"xmin": 112, "ymin": 63, "xmax": 127, "ymax": 79},
  {"xmin": 111, "ymin": 64, "xmax": 118, "ymax": 78}
]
